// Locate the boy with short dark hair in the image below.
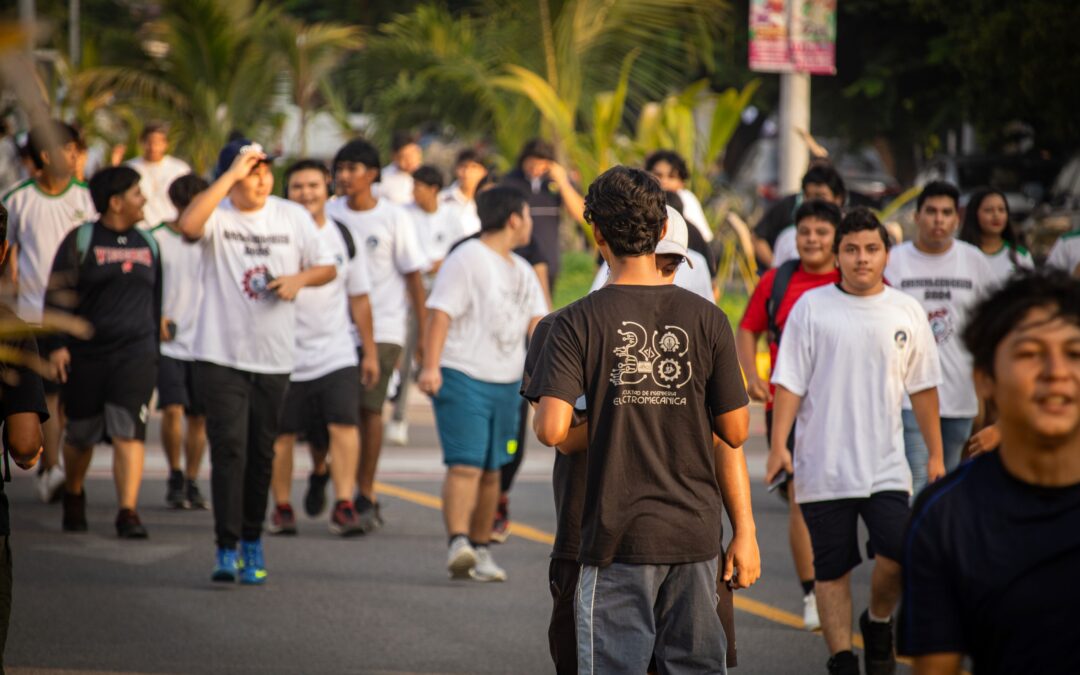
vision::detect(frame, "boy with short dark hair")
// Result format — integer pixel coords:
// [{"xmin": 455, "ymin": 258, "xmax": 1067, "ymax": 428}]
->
[
  {"xmin": 126, "ymin": 123, "xmax": 190, "ymax": 229},
  {"xmin": 45, "ymin": 166, "xmax": 161, "ymax": 538},
  {"xmin": 531, "ymin": 166, "xmax": 754, "ymax": 673},
  {"xmin": 418, "ymin": 185, "xmax": 547, "ymax": 582}
]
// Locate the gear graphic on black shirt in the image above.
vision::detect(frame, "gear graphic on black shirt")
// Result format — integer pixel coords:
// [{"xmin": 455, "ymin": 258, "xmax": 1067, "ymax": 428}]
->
[{"xmin": 656, "ymin": 358, "xmax": 681, "ymax": 382}]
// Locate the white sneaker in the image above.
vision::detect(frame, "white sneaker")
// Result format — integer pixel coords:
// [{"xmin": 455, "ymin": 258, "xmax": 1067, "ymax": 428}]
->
[
  {"xmin": 470, "ymin": 547, "xmax": 507, "ymax": 582},
  {"xmin": 803, "ymin": 591, "xmax": 821, "ymax": 631},
  {"xmin": 37, "ymin": 465, "xmax": 66, "ymax": 504},
  {"xmin": 385, "ymin": 419, "xmax": 409, "ymax": 447},
  {"xmin": 447, "ymin": 537, "xmax": 477, "ymax": 579}
]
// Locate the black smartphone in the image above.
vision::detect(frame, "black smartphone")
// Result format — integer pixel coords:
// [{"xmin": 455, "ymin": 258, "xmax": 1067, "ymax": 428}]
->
[
  {"xmin": 767, "ymin": 469, "xmax": 792, "ymax": 493},
  {"xmin": 165, "ymin": 320, "xmax": 177, "ymax": 341}
]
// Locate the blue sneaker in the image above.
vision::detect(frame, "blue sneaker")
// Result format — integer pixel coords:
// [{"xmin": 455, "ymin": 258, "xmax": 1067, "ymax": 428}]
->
[
  {"xmin": 212, "ymin": 547, "xmax": 238, "ymax": 583},
  {"xmin": 240, "ymin": 539, "xmax": 267, "ymax": 585}
]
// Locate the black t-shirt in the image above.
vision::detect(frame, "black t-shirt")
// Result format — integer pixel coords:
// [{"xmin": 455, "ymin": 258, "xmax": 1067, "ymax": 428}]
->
[
  {"xmin": 44, "ymin": 221, "xmax": 162, "ymax": 358},
  {"xmin": 0, "ymin": 305, "xmax": 50, "ymax": 536},
  {"xmin": 520, "ymin": 312, "xmax": 586, "ymax": 562},
  {"xmin": 502, "ymin": 169, "xmax": 563, "ymax": 279},
  {"xmin": 753, "ymin": 193, "xmax": 799, "ymax": 248},
  {"xmin": 899, "ymin": 451, "xmax": 1080, "ymax": 674},
  {"xmin": 527, "ymin": 284, "xmax": 748, "ymax": 566}
]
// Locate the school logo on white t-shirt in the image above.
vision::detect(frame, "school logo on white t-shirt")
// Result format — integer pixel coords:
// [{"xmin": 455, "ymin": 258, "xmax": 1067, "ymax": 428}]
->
[
  {"xmin": 242, "ymin": 265, "xmax": 274, "ymax": 300},
  {"xmin": 894, "ymin": 329, "xmax": 909, "ymax": 349},
  {"xmin": 610, "ymin": 321, "xmax": 692, "ymax": 393},
  {"xmin": 928, "ymin": 307, "xmax": 954, "ymax": 344}
]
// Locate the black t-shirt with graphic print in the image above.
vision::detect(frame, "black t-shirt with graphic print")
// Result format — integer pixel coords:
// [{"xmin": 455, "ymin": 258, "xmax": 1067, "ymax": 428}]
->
[
  {"xmin": 528, "ymin": 284, "xmax": 749, "ymax": 567},
  {"xmin": 521, "ymin": 311, "xmax": 587, "ymax": 562},
  {"xmin": 45, "ymin": 221, "xmax": 162, "ymax": 358}
]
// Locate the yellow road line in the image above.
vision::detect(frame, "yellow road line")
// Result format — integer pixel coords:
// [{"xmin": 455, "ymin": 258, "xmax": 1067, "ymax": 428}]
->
[{"xmin": 376, "ymin": 479, "xmax": 940, "ymax": 671}]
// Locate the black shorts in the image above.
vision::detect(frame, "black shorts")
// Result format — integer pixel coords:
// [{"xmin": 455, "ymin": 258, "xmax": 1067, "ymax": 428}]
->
[
  {"xmin": 799, "ymin": 491, "xmax": 910, "ymax": 581},
  {"xmin": 36, "ymin": 337, "xmax": 61, "ymax": 395},
  {"xmin": 63, "ymin": 351, "xmax": 157, "ymax": 445},
  {"xmin": 764, "ymin": 409, "xmax": 796, "ymax": 454},
  {"xmin": 157, "ymin": 356, "xmax": 204, "ymax": 415},
  {"xmin": 279, "ymin": 366, "xmax": 361, "ymax": 447}
]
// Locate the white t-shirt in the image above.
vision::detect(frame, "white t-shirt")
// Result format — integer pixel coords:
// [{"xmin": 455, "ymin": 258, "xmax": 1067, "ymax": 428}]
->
[
  {"xmin": 1047, "ymin": 232, "xmax": 1080, "ymax": 277},
  {"xmin": 325, "ymin": 197, "xmax": 428, "ymax": 347},
  {"xmin": 772, "ymin": 226, "xmax": 798, "ymax": 268},
  {"xmin": 590, "ymin": 251, "xmax": 714, "ymax": 302},
  {"xmin": 772, "ymin": 285, "xmax": 942, "ymax": 503},
  {"xmin": 427, "ymin": 239, "xmax": 547, "ymax": 383},
  {"xmin": 291, "ymin": 221, "xmax": 372, "ymax": 382},
  {"xmin": 982, "ymin": 243, "xmax": 1034, "ymax": 287},
  {"xmin": 885, "ymin": 240, "xmax": 995, "ymax": 417},
  {"xmin": 190, "ymin": 196, "xmax": 335, "ymax": 374},
  {"xmin": 2, "ymin": 178, "xmax": 96, "ymax": 323},
  {"xmin": 127, "ymin": 155, "xmax": 191, "ymax": 228},
  {"xmin": 152, "ymin": 224, "xmax": 203, "ymax": 360},
  {"xmin": 677, "ymin": 189, "xmax": 713, "ymax": 243},
  {"xmin": 439, "ymin": 184, "xmax": 481, "ymax": 238},
  {"xmin": 406, "ymin": 203, "xmax": 466, "ymax": 266},
  {"xmin": 375, "ymin": 164, "xmax": 414, "ymax": 206}
]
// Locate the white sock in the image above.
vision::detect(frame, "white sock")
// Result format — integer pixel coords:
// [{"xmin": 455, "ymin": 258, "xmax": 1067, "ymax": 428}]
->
[{"xmin": 868, "ymin": 610, "xmax": 892, "ymax": 623}]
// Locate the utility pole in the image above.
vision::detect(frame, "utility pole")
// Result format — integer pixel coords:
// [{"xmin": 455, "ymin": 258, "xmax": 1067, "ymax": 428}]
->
[
  {"xmin": 18, "ymin": 0, "xmax": 36, "ymax": 49},
  {"xmin": 777, "ymin": 71, "xmax": 810, "ymax": 195},
  {"xmin": 70, "ymin": 0, "xmax": 81, "ymax": 68}
]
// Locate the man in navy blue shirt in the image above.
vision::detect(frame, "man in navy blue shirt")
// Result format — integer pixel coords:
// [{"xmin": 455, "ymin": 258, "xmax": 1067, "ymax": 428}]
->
[{"xmin": 900, "ymin": 270, "xmax": 1080, "ymax": 674}]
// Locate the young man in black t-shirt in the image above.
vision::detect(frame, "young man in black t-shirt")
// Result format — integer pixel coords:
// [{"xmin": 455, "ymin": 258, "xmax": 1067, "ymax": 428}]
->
[
  {"xmin": 900, "ymin": 270, "xmax": 1080, "ymax": 675},
  {"xmin": 45, "ymin": 167, "xmax": 161, "ymax": 539},
  {"xmin": 531, "ymin": 166, "xmax": 756, "ymax": 674}
]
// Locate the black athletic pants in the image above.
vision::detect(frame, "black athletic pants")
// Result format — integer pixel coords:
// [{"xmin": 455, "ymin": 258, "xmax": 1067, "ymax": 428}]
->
[
  {"xmin": 0, "ymin": 536, "xmax": 10, "ymax": 671},
  {"xmin": 499, "ymin": 397, "xmax": 529, "ymax": 493},
  {"xmin": 195, "ymin": 362, "xmax": 289, "ymax": 549}
]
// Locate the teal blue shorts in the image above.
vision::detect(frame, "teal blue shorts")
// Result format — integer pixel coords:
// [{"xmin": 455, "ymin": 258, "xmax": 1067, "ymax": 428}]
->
[{"xmin": 432, "ymin": 368, "xmax": 522, "ymax": 470}]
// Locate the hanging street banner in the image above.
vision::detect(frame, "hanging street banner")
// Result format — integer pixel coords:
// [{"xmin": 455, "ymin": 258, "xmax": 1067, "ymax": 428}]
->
[{"xmin": 749, "ymin": 0, "xmax": 837, "ymax": 75}]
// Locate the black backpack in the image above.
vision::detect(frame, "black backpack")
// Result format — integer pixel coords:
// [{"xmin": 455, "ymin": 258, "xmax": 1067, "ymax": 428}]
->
[
  {"xmin": 331, "ymin": 219, "xmax": 357, "ymax": 260},
  {"xmin": 765, "ymin": 259, "xmax": 800, "ymax": 345}
]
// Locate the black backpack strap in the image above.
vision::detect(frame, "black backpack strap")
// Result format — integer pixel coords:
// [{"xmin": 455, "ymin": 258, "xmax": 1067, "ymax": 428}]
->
[
  {"xmin": 332, "ymin": 219, "xmax": 356, "ymax": 260},
  {"xmin": 766, "ymin": 259, "xmax": 801, "ymax": 344}
]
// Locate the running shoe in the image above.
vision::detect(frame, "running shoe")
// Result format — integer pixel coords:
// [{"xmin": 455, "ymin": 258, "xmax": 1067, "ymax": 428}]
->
[
  {"xmin": 803, "ymin": 591, "xmax": 821, "ymax": 631},
  {"xmin": 186, "ymin": 479, "xmax": 209, "ymax": 510},
  {"xmin": 826, "ymin": 650, "xmax": 859, "ymax": 675},
  {"xmin": 384, "ymin": 419, "xmax": 409, "ymax": 446},
  {"xmin": 447, "ymin": 537, "xmax": 477, "ymax": 580},
  {"xmin": 859, "ymin": 609, "xmax": 897, "ymax": 675},
  {"xmin": 303, "ymin": 471, "xmax": 330, "ymax": 517},
  {"xmin": 469, "ymin": 547, "xmax": 507, "ymax": 582},
  {"xmin": 239, "ymin": 539, "xmax": 267, "ymax": 585},
  {"xmin": 491, "ymin": 495, "xmax": 510, "ymax": 543},
  {"xmin": 353, "ymin": 494, "xmax": 379, "ymax": 533},
  {"xmin": 329, "ymin": 500, "xmax": 365, "ymax": 537},
  {"xmin": 37, "ymin": 465, "xmax": 66, "ymax": 504},
  {"xmin": 212, "ymin": 547, "xmax": 239, "ymax": 583},
  {"xmin": 62, "ymin": 490, "xmax": 88, "ymax": 532},
  {"xmin": 166, "ymin": 470, "xmax": 187, "ymax": 509},
  {"xmin": 267, "ymin": 504, "xmax": 297, "ymax": 535},
  {"xmin": 115, "ymin": 509, "xmax": 149, "ymax": 539}
]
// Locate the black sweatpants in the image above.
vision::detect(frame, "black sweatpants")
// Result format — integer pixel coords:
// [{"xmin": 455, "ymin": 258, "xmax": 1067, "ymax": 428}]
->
[
  {"xmin": 194, "ymin": 362, "xmax": 289, "ymax": 549},
  {"xmin": 0, "ymin": 536, "xmax": 10, "ymax": 670}
]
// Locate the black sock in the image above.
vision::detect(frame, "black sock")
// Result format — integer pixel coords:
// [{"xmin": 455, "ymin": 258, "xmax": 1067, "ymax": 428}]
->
[
  {"xmin": 469, "ymin": 539, "xmax": 487, "ymax": 550},
  {"xmin": 448, "ymin": 533, "xmax": 468, "ymax": 547},
  {"xmin": 801, "ymin": 579, "xmax": 815, "ymax": 595}
]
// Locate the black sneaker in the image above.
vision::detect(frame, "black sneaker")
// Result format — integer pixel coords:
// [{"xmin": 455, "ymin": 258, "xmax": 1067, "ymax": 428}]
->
[
  {"xmin": 352, "ymin": 494, "xmax": 379, "ymax": 533},
  {"xmin": 859, "ymin": 609, "xmax": 896, "ymax": 675},
  {"xmin": 329, "ymin": 500, "xmax": 365, "ymax": 537},
  {"xmin": 116, "ymin": 509, "xmax": 149, "ymax": 539},
  {"xmin": 166, "ymin": 470, "xmax": 187, "ymax": 509},
  {"xmin": 827, "ymin": 650, "xmax": 860, "ymax": 675},
  {"xmin": 62, "ymin": 490, "xmax": 88, "ymax": 532},
  {"xmin": 303, "ymin": 471, "xmax": 330, "ymax": 517},
  {"xmin": 185, "ymin": 479, "xmax": 209, "ymax": 510}
]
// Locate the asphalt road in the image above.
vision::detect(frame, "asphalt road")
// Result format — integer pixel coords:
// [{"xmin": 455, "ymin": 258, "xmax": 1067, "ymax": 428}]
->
[{"xmin": 3, "ymin": 394, "xmax": 911, "ymax": 675}]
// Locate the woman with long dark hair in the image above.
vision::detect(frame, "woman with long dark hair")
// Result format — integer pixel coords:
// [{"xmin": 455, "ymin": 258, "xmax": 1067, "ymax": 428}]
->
[{"xmin": 958, "ymin": 188, "xmax": 1033, "ymax": 283}]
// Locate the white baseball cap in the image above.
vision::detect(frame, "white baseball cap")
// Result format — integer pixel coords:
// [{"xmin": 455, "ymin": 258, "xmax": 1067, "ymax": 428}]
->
[{"xmin": 656, "ymin": 205, "xmax": 693, "ymax": 267}]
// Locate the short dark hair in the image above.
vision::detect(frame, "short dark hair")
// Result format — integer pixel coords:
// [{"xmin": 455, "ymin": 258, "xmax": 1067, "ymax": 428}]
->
[
  {"xmin": 140, "ymin": 123, "xmax": 168, "ymax": 140},
  {"xmin": 958, "ymin": 188, "xmax": 1025, "ymax": 258},
  {"xmin": 333, "ymin": 138, "xmax": 381, "ymax": 175},
  {"xmin": 644, "ymin": 150, "xmax": 690, "ymax": 181},
  {"xmin": 284, "ymin": 159, "xmax": 331, "ymax": 185},
  {"xmin": 391, "ymin": 131, "xmax": 419, "ymax": 153},
  {"xmin": 412, "ymin": 165, "xmax": 444, "ymax": 190},
  {"xmin": 476, "ymin": 185, "xmax": 527, "ymax": 232},
  {"xmin": 916, "ymin": 180, "xmax": 960, "ymax": 212},
  {"xmin": 0, "ymin": 202, "xmax": 7, "ymax": 243},
  {"xmin": 89, "ymin": 166, "xmax": 141, "ymax": 215},
  {"xmin": 963, "ymin": 269, "xmax": 1080, "ymax": 377},
  {"xmin": 516, "ymin": 138, "xmax": 555, "ymax": 167},
  {"xmin": 834, "ymin": 207, "xmax": 890, "ymax": 253},
  {"xmin": 455, "ymin": 148, "xmax": 485, "ymax": 167},
  {"xmin": 585, "ymin": 166, "xmax": 666, "ymax": 257},
  {"xmin": 27, "ymin": 121, "xmax": 78, "ymax": 170},
  {"xmin": 802, "ymin": 164, "xmax": 846, "ymax": 202},
  {"xmin": 795, "ymin": 199, "xmax": 843, "ymax": 230},
  {"xmin": 168, "ymin": 174, "xmax": 209, "ymax": 212}
]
